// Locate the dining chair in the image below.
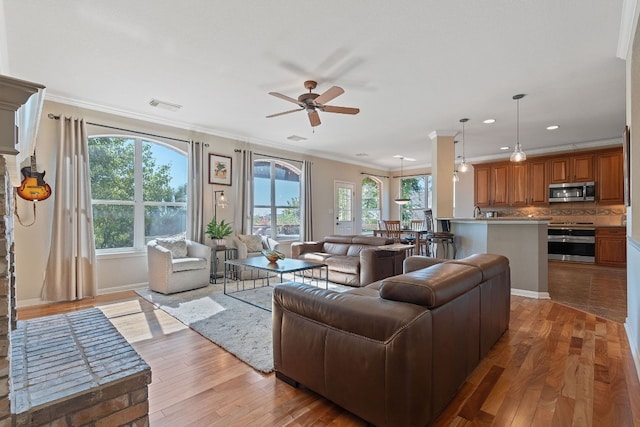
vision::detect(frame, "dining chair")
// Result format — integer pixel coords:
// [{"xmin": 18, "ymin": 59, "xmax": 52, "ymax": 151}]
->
[
  {"xmin": 382, "ymin": 220, "xmax": 403, "ymax": 243},
  {"xmin": 410, "ymin": 219, "xmax": 428, "ymax": 255},
  {"xmin": 423, "ymin": 210, "xmax": 457, "ymax": 258}
]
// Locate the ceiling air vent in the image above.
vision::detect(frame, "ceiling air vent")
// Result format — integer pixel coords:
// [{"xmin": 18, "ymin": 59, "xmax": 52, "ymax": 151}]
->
[
  {"xmin": 287, "ymin": 135, "xmax": 307, "ymax": 142},
  {"xmin": 149, "ymin": 98, "xmax": 182, "ymax": 112}
]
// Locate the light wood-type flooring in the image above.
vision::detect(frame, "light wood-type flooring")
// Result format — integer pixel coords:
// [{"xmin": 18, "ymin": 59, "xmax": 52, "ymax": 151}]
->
[{"xmin": 17, "ymin": 265, "xmax": 640, "ymax": 426}]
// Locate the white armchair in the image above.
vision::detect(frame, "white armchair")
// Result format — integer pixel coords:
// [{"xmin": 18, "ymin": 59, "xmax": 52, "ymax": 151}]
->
[
  {"xmin": 147, "ymin": 238, "xmax": 211, "ymax": 294},
  {"xmin": 230, "ymin": 234, "xmax": 281, "ymax": 280}
]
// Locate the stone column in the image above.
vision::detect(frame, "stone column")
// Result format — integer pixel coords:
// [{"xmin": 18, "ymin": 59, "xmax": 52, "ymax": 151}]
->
[
  {"xmin": 0, "ymin": 157, "xmax": 12, "ymax": 426},
  {"xmin": 429, "ymin": 130, "xmax": 456, "ymax": 221}
]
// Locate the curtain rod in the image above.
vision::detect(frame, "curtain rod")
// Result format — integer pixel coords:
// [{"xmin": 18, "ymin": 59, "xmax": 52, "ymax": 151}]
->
[
  {"xmin": 47, "ymin": 113, "xmax": 197, "ymax": 144},
  {"xmin": 234, "ymin": 148, "xmax": 302, "ymax": 164},
  {"xmin": 392, "ymin": 172, "xmax": 430, "ymax": 179},
  {"xmin": 360, "ymin": 172, "xmax": 389, "ymax": 179}
]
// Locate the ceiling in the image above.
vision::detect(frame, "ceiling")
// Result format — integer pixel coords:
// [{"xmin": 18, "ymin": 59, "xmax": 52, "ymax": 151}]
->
[{"xmin": 0, "ymin": 0, "xmax": 627, "ymax": 170}]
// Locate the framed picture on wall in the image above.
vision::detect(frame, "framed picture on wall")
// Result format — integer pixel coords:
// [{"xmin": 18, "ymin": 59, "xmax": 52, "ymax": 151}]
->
[{"xmin": 209, "ymin": 153, "xmax": 232, "ymax": 186}]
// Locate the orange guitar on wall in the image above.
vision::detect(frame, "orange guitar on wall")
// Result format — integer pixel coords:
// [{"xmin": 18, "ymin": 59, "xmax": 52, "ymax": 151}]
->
[{"xmin": 17, "ymin": 154, "xmax": 52, "ymax": 201}]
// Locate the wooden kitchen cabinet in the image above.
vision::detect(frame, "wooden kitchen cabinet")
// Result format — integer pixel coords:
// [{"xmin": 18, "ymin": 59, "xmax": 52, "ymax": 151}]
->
[
  {"xmin": 596, "ymin": 150, "xmax": 624, "ymax": 204},
  {"xmin": 549, "ymin": 154, "xmax": 594, "ymax": 184},
  {"xmin": 474, "ymin": 163, "xmax": 509, "ymax": 207},
  {"xmin": 510, "ymin": 160, "xmax": 548, "ymax": 206},
  {"xmin": 595, "ymin": 227, "xmax": 626, "ymax": 267}
]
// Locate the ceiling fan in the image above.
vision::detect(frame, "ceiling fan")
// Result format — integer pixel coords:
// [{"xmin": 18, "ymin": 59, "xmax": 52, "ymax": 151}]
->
[{"xmin": 266, "ymin": 80, "xmax": 360, "ymax": 127}]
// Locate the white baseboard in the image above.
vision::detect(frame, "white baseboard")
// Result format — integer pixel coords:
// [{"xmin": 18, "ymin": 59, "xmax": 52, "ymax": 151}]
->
[
  {"xmin": 510, "ymin": 288, "xmax": 551, "ymax": 299},
  {"xmin": 97, "ymin": 282, "xmax": 148, "ymax": 295},
  {"xmin": 16, "ymin": 283, "xmax": 149, "ymax": 308},
  {"xmin": 625, "ymin": 321, "xmax": 640, "ymax": 383},
  {"xmin": 17, "ymin": 298, "xmax": 44, "ymax": 308}
]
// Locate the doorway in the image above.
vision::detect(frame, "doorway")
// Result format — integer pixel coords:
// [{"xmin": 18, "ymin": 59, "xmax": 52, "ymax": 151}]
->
[{"xmin": 334, "ymin": 181, "xmax": 355, "ymax": 235}]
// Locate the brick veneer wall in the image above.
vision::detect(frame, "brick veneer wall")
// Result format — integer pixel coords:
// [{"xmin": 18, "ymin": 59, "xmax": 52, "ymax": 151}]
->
[
  {"xmin": 0, "ymin": 158, "xmax": 14, "ymax": 426},
  {"xmin": 11, "ymin": 309, "xmax": 151, "ymax": 426}
]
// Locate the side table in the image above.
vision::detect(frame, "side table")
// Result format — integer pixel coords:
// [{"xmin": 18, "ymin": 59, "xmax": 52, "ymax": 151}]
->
[{"xmin": 210, "ymin": 247, "xmax": 237, "ymax": 284}]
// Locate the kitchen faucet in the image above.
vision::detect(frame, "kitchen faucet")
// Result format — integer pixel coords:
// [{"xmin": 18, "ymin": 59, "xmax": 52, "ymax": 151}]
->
[{"xmin": 473, "ymin": 206, "xmax": 482, "ymax": 218}]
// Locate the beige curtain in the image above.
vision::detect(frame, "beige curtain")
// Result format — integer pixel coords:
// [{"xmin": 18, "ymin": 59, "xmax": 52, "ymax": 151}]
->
[
  {"xmin": 234, "ymin": 149, "xmax": 254, "ymax": 234},
  {"xmin": 302, "ymin": 160, "xmax": 313, "ymax": 241},
  {"xmin": 187, "ymin": 140, "xmax": 206, "ymax": 243},
  {"xmin": 42, "ymin": 116, "xmax": 97, "ymax": 301}
]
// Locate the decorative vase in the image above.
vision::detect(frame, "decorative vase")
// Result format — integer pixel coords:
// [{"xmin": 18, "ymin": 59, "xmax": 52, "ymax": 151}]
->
[
  {"xmin": 213, "ymin": 238, "xmax": 226, "ymax": 248},
  {"xmin": 262, "ymin": 249, "xmax": 285, "ymax": 264}
]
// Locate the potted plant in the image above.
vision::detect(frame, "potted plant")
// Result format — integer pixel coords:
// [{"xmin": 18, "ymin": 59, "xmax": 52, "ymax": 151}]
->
[{"xmin": 205, "ymin": 217, "xmax": 233, "ymax": 247}]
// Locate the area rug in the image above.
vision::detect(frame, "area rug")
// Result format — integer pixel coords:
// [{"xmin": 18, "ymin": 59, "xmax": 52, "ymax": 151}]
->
[{"xmin": 136, "ymin": 283, "xmax": 275, "ymax": 373}]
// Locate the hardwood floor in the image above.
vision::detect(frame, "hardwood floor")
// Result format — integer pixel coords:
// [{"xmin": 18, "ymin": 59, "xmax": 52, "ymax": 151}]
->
[{"xmin": 17, "ymin": 274, "xmax": 640, "ymax": 426}]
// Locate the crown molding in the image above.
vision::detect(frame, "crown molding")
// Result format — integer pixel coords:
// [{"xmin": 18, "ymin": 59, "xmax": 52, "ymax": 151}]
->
[{"xmin": 617, "ymin": 0, "xmax": 639, "ymax": 59}]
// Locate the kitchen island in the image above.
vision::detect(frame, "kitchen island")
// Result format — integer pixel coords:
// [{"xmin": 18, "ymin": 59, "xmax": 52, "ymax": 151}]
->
[{"xmin": 446, "ymin": 217, "xmax": 550, "ymax": 299}]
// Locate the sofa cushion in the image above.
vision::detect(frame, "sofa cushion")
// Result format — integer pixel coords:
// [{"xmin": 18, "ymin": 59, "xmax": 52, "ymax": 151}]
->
[
  {"xmin": 172, "ymin": 257, "xmax": 207, "ymax": 272},
  {"xmin": 156, "ymin": 236, "xmax": 188, "ymax": 258},
  {"xmin": 326, "ymin": 255, "xmax": 360, "ymax": 275},
  {"xmin": 379, "ymin": 263, "xmax": 482, "ymax": 308},
  {"xmin": 238, "ymin": 234, "xmax": 263, "ymax": 252},
  {"xmin": 298, "ymin": 252, "xmax": 333, "ymax": 262},
  {"xmin": 346, "ymin": 244, "xmax": 374, "ymax": 256},
  {"xmin": 352, "ymin": 236, "xmax": 392, "ymax": 246},
  {"xmin": 448, "ymin": 254, "xmax": 509, "ymax": 281},
  {"xmin": 324, "ymin": 235, "xmax": 356, "ymax": 244},
  {"xmin": 322, "ymin": 242, "xmax": 350, "ymax": 255}
]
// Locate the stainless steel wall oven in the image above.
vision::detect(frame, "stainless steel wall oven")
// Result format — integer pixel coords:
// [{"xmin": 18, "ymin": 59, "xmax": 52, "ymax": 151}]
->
[{"xmin": 547, "ymin": 226, "xmax": 595, "ymax": 263}]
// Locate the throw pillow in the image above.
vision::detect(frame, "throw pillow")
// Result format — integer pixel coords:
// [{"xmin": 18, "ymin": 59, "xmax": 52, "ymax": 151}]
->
[
  {"xmin": 238, "ymin": 234, "xmax": 263, "ymax": 252},
  {"xmin": 261, "ymin": 236, "xmax": 273, "ymax": 250},
  {"xmin": 156, "ymin": 236, "xmax": 188, "ymax": 258}
]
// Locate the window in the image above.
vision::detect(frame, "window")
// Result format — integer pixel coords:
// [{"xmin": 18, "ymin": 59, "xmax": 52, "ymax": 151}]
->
[
  {"xmin": 253, "ymin": 159, "xmax": 301, "ymax": 240},
  {"xmin": 88, "ymin": 136, "xmax": 187, "ymax": 251},
  {"xmin": 361, "ymin": 176, "xmax": 382, "ymax": 232},
  {"xmin": 399, "ymin": 175, "xmax": 432, "ymax": 224}
]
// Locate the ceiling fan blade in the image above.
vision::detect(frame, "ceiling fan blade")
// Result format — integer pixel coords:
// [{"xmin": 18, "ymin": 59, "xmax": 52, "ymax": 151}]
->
[
  {"xmin": 266, "ymin": 108, "xmax": 303, "ymax": 118},
  {"xmin": 322, "ymin": 105, "xmax": 360, "ymax": 115},
  {"xmin": 314, "ymin": 86, "xmax": 344, "ymax": 105},
  {"xmin": 308, "ymin": 110, "xmax": 321, "ymax": 127},
  {"xmin": 268, "ymin": 91, "xmax": 303, "ymax": 106}
]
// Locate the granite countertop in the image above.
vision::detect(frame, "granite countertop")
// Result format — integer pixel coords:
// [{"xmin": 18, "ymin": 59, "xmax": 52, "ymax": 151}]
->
[{"xmin": 444, "ymin": 217, "xmax": 551, "ymax": 223}]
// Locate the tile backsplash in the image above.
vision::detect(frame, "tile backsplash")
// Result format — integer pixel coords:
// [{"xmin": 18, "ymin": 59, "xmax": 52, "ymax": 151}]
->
[{"xmin": 490, "ymin": 203, "xmax": 627, "ymax": 226}]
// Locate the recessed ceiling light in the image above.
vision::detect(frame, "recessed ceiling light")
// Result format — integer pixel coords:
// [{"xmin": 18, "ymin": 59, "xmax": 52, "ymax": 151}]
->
[
  {"xmin": 148, "ymin": 98, "xmax": 182, "ymax": 112},
  {"xmin": 500, "ymin": 146, "xmax": 510, "ymax": 151},
  {"xmin": 355, "ymin": 153, "xmax": 368, "ymax": 157},
  {"xmin": 483, "ymin": 119, "xmax": 496, "ymax": 124},
  {"xmin": 287, "ymin": 135, "xmax": 307, "ymax": 141},
  {"xmin": 546, "ymin": 125, "xmax": 560, "ymax": 130}
]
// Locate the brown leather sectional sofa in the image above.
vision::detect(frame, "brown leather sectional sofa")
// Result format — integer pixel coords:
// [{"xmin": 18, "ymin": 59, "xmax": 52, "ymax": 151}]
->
[
  {"xmin": 272, "ymin": 253, "xmax": 510, "ymax": 427},
  {"xmin": 291, "ymin": 235, "xmax": 400, "ymax": 287}
]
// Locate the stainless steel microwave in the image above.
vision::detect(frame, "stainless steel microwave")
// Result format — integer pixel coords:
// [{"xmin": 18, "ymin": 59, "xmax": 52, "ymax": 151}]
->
[{"xmin": 548, "ymin": 182, "xmax": 595, "ymax": 202}]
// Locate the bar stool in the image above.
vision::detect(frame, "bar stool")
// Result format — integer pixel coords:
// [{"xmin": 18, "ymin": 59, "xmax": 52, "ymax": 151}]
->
[{"xmin": 424, "ymin": 210, "xmax": 457, "ymax": 259}]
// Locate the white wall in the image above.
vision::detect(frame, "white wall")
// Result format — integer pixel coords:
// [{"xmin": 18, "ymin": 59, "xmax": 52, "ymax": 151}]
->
[
  {"xmin": 454, "ymin": 166, "xmax": 475, "ymax": 218},
  {"xmin": 625, "ymin": 2, "xmax": 640, "ymax": 380}
]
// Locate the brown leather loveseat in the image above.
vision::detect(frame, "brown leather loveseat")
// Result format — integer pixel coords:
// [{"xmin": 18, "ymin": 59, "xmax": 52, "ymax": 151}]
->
[
  {"xmin": 291, "ymin": 235, "xmax": 399, "ymax": 287},
  {"xmin": 272, "ymin": 254, "xmax": 510, "ymax": 427}
]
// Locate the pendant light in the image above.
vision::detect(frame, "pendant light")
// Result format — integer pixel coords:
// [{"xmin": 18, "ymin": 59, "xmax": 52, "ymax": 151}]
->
[
  {"xmin": 458, "ymin": 118, "xmax": 470, "ymax": 172},
  {"xmin": 394, "ymin": 156, "xmax": 410, "ymax": 205},
  {"xmin": 510, "ymin": 94, "xmax": 527, "ymax": 162}
]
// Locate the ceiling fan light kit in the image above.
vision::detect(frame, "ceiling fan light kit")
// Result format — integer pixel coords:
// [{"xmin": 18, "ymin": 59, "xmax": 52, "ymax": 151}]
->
[
  {"xmin": 266, "ymin": 80, "xmax": 359, "ymax": 128},
  {"xmin": 510, "ymin": 94, "xmax": 527, "ymax": 162}
]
